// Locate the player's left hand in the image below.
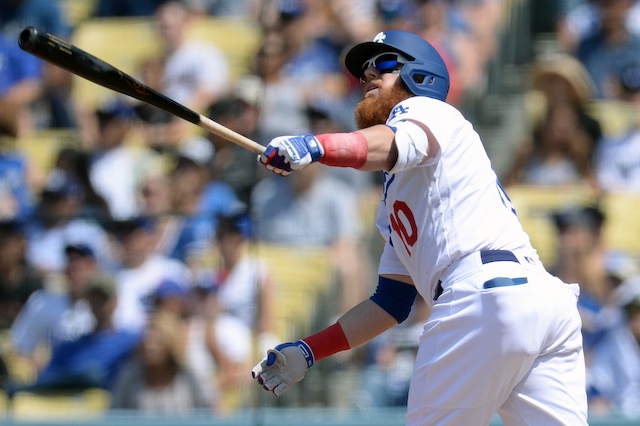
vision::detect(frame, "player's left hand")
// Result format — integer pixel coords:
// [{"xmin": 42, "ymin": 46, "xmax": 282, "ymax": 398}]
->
[
  {"xmin": 259, "ymin": 135, "xmax": 324, "ymax": 176},
  {"xmin": 251, "ymin": 340, "xmax": 314, "ymax": 396}
]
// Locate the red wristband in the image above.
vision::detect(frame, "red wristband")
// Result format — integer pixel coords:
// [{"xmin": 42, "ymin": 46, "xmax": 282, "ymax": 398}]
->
[
  {"xmin": 302, "ymin": 322, "xmax": 351, "ymax": 362},
  {"xmin": 317, "ymin": 132, "xmax": 368, "ymax": 169}
]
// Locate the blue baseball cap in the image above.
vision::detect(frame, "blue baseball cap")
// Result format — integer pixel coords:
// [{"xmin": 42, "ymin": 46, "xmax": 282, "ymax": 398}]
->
[
  {"xmin": 154, "ymin": 279, "xmax": 188, "ymax": 300},
  {"xmin": 41, "ymin": 169, "xmax": 83, "ymax": 200},
  {"xmin": 64, "ymin": 243, "xmax": 96, "ymax": 258}
]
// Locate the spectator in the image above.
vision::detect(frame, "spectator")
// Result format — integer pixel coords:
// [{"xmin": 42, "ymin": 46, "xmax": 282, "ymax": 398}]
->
[
  {"xmin": 93, "ymin": 0, "xmax": 165, "ymax": 17},
  {"xmin": 151, "ymin": 279, "xmax": 253, "ymax": 412},
  {"xmin": 274, "ymin": 0, "xmax": 373, "ymax": 103},
  {"xmin": 305, "ymin": 98, "xmax": 373, "ymax": 192},
  {"xmin": 131, "ymin": 57, "xmax": 175, "ymax": 152},
  {"xmin": 168, "ymin": 151, "xmax": 240, "ymax": 266},
  {"xmin": 549, "ymin": 204, "xmax": 615, "ymax": 352},
  {"xmin": 249, "ymin": 28, "xmax": 311, "ymax": 144},
  {"xmin": 88, "ymin": 100, "xmax": 162, "ymax": 219},
  {"xmin": 0, "ymin": 220, "xmax": 42, "ymax": 330},
  {"xmin": 52, "ymin": 147, "xmax": 111, "ymax": 221},
  {"xmin": 9, "ymin": 274, "xmax": 141, "ymax": 395},
  {"xmin": 503, "ymin": 53, "xmax": 602, "ymax": 193},
  {"xmin": 186, "ymin": 0, "xmax": 255, "ymax": 17},
  {"xmin": 211, "ymin": 212, "xmax": 276, "ymax": 349},
  {"xmin": 574, "ymin": 0, "xmax": 640, "ymax": 99},
  {"xmin": 10, "ymin": 243, "xmax": 99, "ymax": 370},
  {"xmin": 251, "ymin": 163, "xmax": 370, "ymax": 313},
  {"xmin": 595, "ymin": 62, "xmax": 640, "ymax": 192},
  {"xmin": 556, "ymin": 0, "xmax": 640, "ymax": 53},
  {"xmin": 524, "ymin": 53, "xmax": 601, "ymax": 141},
  {"xmin": 151, "ymin": 0, "xmax": 230, "ymax": 147},
  {"xmin": 357, "ymin": 296, "xmax": 430, "ymax": 408},
  {"xmin": 25, "ymin": 168, "xmax": 112, "ymax": 276},
  {"xmin": 414, "ymin": 0, "xmax": 466, "ymax": 105},
  {"xmin": 0, "ymin": 29, "xmax": 42, "ymax": 137},
  {"xmin": 205, "ymin": 95, "xmax": 261, "ymax": 206},
  {"xmin": 503, "ymin": 101, "xmax": 600, "ymax": 191},
  {"xmin": 30, "ymin": 62, "xmax": 78, "ymax": 131},
  {"xmin": 110, "ymin": 310, "xmax": 209, "ymax": 412},
  {"xmin": 587, "ymin": 276, "xmax": 640, "ymax": 418},
  {"xmin": 0, "ymin": 0, "xmax": 70, "ymax": 39},
  {"xmin": 136, "ymin": 168, "xmax": 179, "ymax": 252},
  {"xmin": 105, "ymin": 216, "xmax": 191, "ymax": 333},
  {"xmin": 0, "ymin": 146, "xmax": 34, "ymax": 221}
]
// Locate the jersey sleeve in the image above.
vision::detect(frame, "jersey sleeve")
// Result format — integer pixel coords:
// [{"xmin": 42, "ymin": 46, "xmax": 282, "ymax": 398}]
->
[{"xmin": 387, "ymin": 97, "xmax": 463, "ymax": 174}]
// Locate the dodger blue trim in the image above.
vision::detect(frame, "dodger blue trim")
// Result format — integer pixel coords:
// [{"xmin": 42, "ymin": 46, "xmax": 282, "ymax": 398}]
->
[
  {"xmin": 483, "ymin": 277, "xmax": 528, "ymax": 289},
  {"xmin": 270, "ymin": 340, "xmax": 315, "ymax": 368},
  {"xmin": 370, "ymin": 276, "xmax": 418, "ymax": 323}
]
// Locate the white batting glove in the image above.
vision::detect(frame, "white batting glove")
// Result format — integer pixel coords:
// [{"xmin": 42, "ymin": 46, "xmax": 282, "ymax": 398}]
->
[
  {"xmin": 251, "ymin": 340, "xmax": 314, "ymax": 396},
  {"xmin": 259, "ymin": 135, "xmax": 324, "ymax": 176}
]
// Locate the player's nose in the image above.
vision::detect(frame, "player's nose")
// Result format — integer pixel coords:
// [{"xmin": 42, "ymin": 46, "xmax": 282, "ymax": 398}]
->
[{"xmin": 359, "ymin": 67, "xmax": 380, "ymax": 84}]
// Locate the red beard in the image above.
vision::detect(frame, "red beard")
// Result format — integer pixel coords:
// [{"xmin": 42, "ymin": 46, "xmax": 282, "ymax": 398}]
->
[{"xmin": 354, "ymin": 80, "xmax": 413, "ymax": 129}]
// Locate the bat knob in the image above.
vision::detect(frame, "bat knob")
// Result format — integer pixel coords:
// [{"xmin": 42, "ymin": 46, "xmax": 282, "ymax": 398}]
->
[{"xmin": 18, "ymin": 26, "xmax": 40, "ymax": 52}]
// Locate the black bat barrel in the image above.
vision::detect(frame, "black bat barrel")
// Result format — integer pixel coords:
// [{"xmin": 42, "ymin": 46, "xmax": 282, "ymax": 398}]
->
[{"xmin": 18, "ymin": 26, "xmax": 200, "ymax": 125}]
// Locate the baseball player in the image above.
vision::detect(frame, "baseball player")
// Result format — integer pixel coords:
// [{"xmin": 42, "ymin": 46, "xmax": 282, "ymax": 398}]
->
[{"xmin": 252, "ymin": 30, "xmax": 588, "ymax": 426}]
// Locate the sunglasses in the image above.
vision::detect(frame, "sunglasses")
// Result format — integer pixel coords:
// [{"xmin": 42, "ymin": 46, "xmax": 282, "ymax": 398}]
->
[{"xmin": 360, "ymin": 52, "xmax": 407, "ymax": 83}]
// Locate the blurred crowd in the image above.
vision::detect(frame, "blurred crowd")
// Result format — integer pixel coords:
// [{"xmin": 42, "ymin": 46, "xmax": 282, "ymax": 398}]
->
[{"xmin": 0, "ymin": 0, "xmax": 639, "ymax": 421}]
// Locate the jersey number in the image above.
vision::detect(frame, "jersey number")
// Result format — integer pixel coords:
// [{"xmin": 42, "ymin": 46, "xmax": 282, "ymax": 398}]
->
[{"xmin": 389, "ymin": 200, "xmax": 417, "ymax": 256}]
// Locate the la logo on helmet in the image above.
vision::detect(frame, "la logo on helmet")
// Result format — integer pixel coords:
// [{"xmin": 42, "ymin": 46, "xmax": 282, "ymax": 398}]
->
[{"xmin": 373, "ymin": 32, "xmax": 386, "ymax": 43}]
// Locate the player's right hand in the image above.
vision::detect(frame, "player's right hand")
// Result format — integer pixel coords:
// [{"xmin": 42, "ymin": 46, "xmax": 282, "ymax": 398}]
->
[
  {"xmin": 251, "ymin": 340, "xmax": 314, "ymax": 396},
  {"xmin": 258, "ymin": 135, "xmax": 324, "ymax": 176}
]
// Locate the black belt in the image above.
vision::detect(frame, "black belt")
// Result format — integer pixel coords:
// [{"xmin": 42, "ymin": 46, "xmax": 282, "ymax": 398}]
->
[{"xmin": 434, "ymin": 250, "xmax": 524, "ymax": 300}]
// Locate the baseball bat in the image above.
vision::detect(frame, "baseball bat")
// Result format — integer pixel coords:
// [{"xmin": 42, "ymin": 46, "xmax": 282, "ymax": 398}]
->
[{"xmin": 18, "ymin": 26, "xmax": 265, "ymax": 155}]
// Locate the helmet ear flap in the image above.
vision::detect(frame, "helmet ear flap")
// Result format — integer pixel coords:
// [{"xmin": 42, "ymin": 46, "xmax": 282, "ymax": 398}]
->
[{"xmin": 400, "ymin": 61, "xmax": 450, "ymax": 102}]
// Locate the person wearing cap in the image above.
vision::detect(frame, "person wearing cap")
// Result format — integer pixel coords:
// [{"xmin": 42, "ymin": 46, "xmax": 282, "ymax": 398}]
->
[
  {"xmin": 595, "ymin": 61, "xmax": 640, "ymax": 192},
  {"xmin": 105, "ymin": 216, "xmax": 191, "ymax": 334},
  {"xmin": 25, "ymin": 168, "xmax": 112, "ymax": 276},
  {"xmin": 549, "ymin": 204, "xmax": 616, "ymax": 350},
  {"xmin": 586, "ymin": 276, "xmax": 640, "ymax": 418},
  {"xmin": 252, "ymin": 29, "xmax": 588, "ymax": 425},
  {"xmin": 10, "ymin": 242, "xmax": 101, "ymax": 370},
  {"xmin": 88, "ymin": 100, "xmax": 162, "ymax": 220},
  {"xmin": 9, "ymin": 274, "xmax": 142, "ymax": 395}
]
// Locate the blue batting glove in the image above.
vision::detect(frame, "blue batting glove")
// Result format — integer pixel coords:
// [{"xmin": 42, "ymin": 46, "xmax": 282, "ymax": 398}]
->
[{"xmin": 259, "ymin": 135, "xmax": 324, "ymax": 176}]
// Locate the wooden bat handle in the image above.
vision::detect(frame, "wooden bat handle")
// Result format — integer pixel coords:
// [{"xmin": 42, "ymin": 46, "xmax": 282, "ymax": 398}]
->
[{"xmin": 198, "ymin": 115, "xmax": 265, "ymax": 155}]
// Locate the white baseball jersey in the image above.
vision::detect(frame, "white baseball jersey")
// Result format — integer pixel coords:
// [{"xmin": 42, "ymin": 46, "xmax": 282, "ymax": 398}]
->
[
  {"xmin": 375, "ymin": 96, "xmax": 588, "ymax": 425},
  {"xmin": 376, "ymin": 96, "xmax": 538, "ymax": 305}
]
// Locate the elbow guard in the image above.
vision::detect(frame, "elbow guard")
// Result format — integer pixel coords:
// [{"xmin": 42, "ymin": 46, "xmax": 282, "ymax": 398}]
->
[{"xmin": 369, "ymin": 276, "xmax": 418, "ymax": 323}]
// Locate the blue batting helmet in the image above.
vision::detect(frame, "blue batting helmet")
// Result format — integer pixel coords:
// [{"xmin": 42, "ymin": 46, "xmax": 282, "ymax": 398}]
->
[{"xmin": 344, "ymin": 30, "xmax": 450, "ymax": 102}]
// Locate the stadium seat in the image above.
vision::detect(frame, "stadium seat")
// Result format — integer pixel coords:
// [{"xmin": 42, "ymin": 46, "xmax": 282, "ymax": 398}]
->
[
  {"xmin": 10, "ymin": 388, "xmax": 110, "ymax": 421},
  {"xmin": 600, "ymin": 191, "xmax": 640, "ymax": 256},
  {"xmin": 586, "ymin": 100, "xmax": 638, "ymax": 138},
  {"xmin": 14, "ymin": 129, "xmax": 82, "ymax": 192},
  {"xmin": 70, "ymin": 16, "xmax": 261, "ymax": 111},
  {"xmin": 59, "ymin": 0, "xmax": 98, "ymax": 28},
  {"xmin": 251, "ymin": 244, "xmax": 336, "ymax": 341},
  {"xmin": 505, "ymin": 184, "xmax": 597, "ymax": 265}
]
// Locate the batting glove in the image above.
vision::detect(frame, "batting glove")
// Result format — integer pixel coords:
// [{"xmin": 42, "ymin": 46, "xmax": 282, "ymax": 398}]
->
[
  {"xmin": 251, "ymin": 340, "xmax": 314, "ymax": 396},
  {"xmin": 259, "ymin": 135, "xmax": 324, "ymax": 176}
]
